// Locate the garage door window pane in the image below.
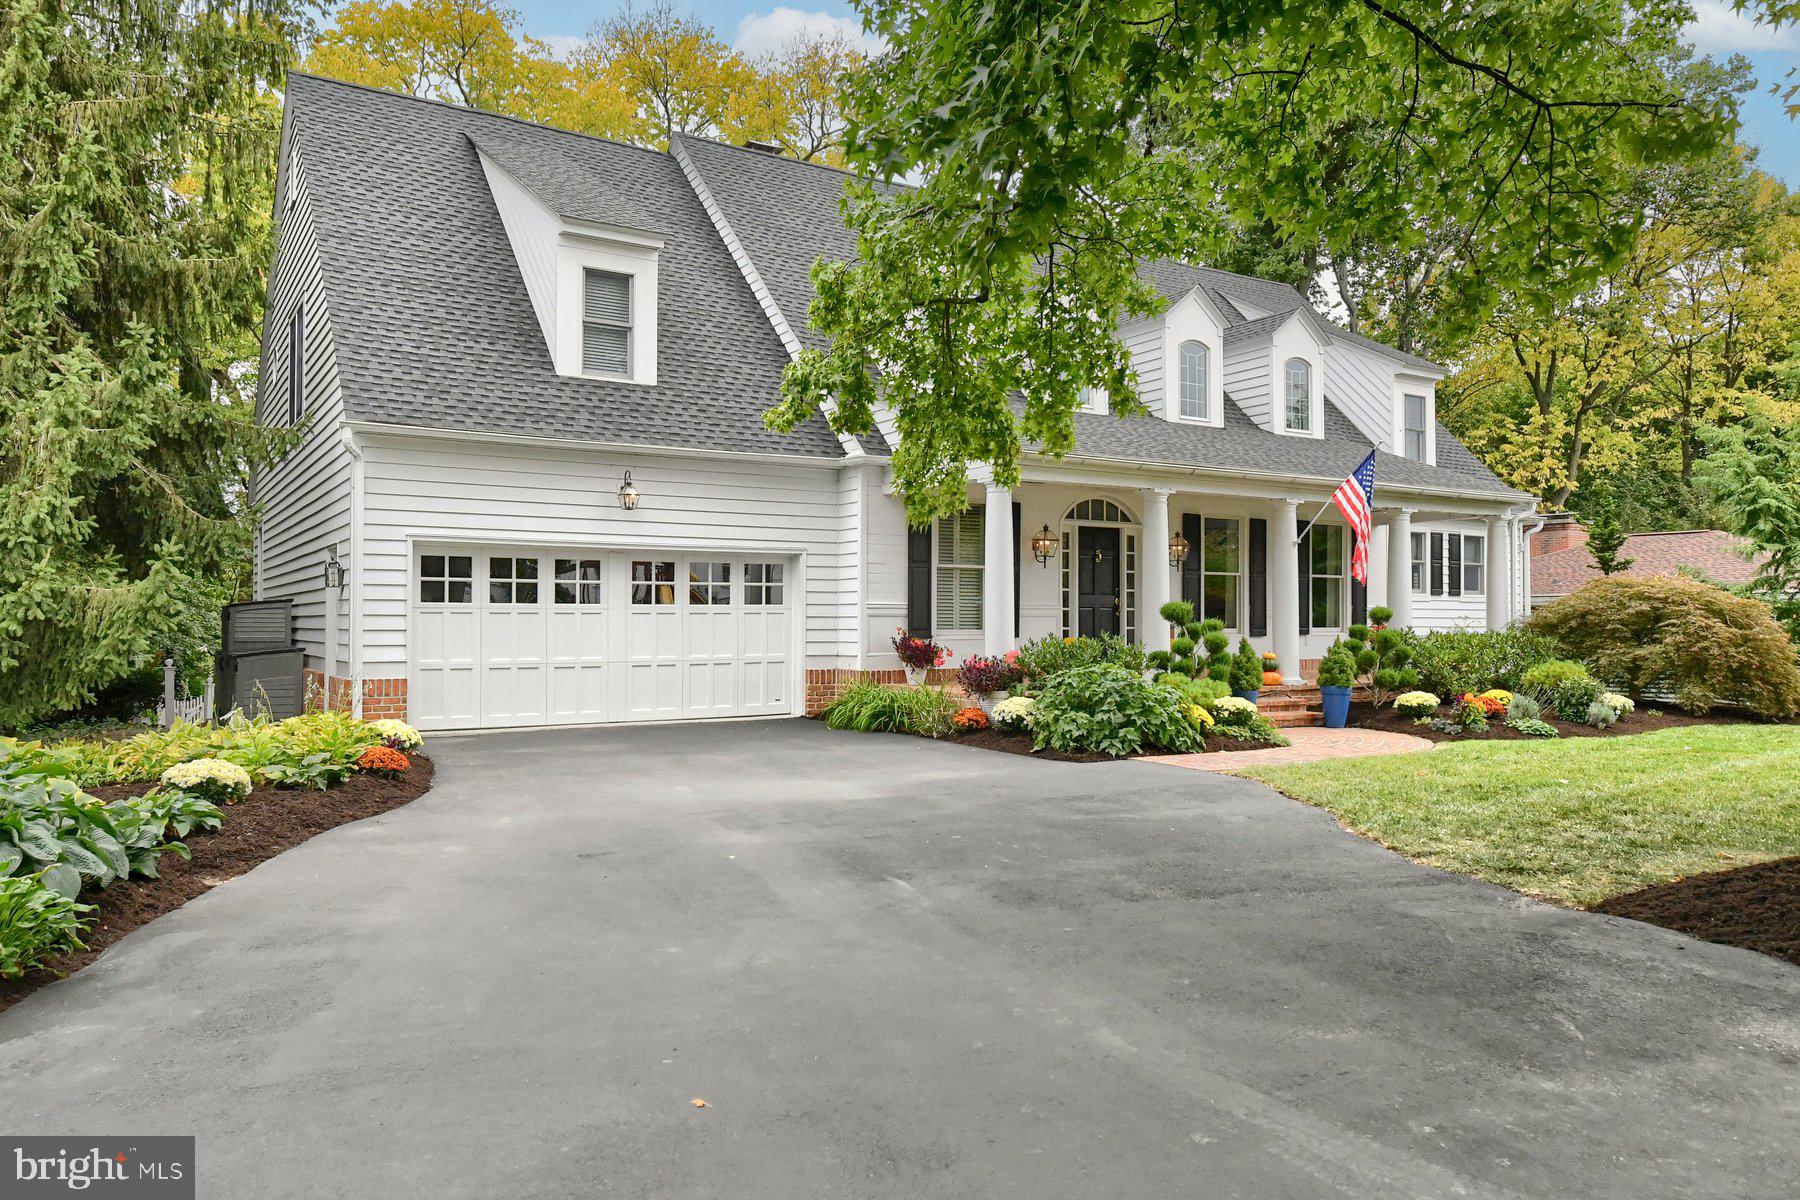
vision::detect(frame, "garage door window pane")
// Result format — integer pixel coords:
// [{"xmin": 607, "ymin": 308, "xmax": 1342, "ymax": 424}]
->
[
  {"xmin": 490, "ymin": 557, "xmax": 540, "ymax": 604},
  {"xmin": 420, "ymin": 554, "xmax": 473, "ymax": 604},
  {"xmin": 745, "ymin": 562, "xmax": 784, "ymax": 605},
  {"xmin": 632, "ymin": 560, "xmax": 675, "ymax": 604},
  {"xmin": 555, "ymin": 558, "xmax": 602, "ymax": 605},
  {"xmin": 689, "ymin": 560, "xmax": 731, "ymax": 605}
]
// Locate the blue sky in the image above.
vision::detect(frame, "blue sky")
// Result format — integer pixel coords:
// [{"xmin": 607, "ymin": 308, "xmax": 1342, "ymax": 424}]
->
[{"xmin": 509, "ymin": 1, "xmax": 1797, "ymax": 185}]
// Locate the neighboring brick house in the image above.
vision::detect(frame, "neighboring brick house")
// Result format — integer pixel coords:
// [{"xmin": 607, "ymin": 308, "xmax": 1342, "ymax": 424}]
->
[{"xmin": 1528, "ymin": 514, "xmax": 1768, "ymax": 609}]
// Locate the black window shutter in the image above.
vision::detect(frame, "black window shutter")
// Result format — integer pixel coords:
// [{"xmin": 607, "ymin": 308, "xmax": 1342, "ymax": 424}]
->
[
  {"xmin": 1447, "ymin": 533, "xmax": 1463, "ymax": 597},
  {"xmin": 1012, "ymin": 502, "xmax": 1022, "ymax": 639},
  {"xmin": 906, "ymin": 526, "xmax": 932, "ymax": 636},
  {"xmin": 1430, "ymin": 531, "xmax": 1444, "ymax": 596},
  {"xmin": 1248, "ymin": 518, "xmax": 1268, "ymax": 637},
  {"xmin": 1297, "ymin": 529, "xmax": 1312, "ymax": 636},
  {"xmin": 1350, "ymin": 527, "xmax": 1368, "ymax": 626},
  {"xmin": 1181, "ymin": 513, "xmax": 1204, "ymax": 610}
]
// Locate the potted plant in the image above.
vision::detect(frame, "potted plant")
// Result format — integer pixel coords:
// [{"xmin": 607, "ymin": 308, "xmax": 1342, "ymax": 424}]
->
[
  {"xmin": 1229, "ymin": 637, "xmax": 1263, "ymax": 703},
  {"xmin": 1316, "ymin": 640, "xmax": 1357, "ymax": 728},
  {"xmin": 892, "ymin": 627, "xmax": 947, "ymax": 686},
  {"xmin": 956, "ymin": 653, "xmax": 1023, "ymax": 710}
]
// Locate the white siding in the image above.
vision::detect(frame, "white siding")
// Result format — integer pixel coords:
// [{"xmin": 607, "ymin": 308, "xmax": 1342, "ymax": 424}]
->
[
  {"xmin": 354, "ymin": 437, "xmax": 860, "ymax": 672},
  {"xmin": 477, "ymin": 152, "xmax": 560, "ymax": 363},
  {"xmin": 1323, "ymin": 341, "xmax": 1396, "ymax": 449},
  {"xmin": 1382, "ymin": 519, "xmax": 1492, "ymax": 632},
  {"xmin": 1224, "ymin": 339, "xmax": 1271, "ymax": 426},
  {"xmin": 1122, "ymin": 318, "xmax": 1163, "ymax": 413},
  {"xmin": 253, "ymin": 146, "xmax": 352, "ymax": 671}
]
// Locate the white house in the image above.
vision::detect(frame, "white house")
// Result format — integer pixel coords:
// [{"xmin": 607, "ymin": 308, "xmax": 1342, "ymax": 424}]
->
[{"xmin": 254, "ymin": 74, "xmax": 1535, "ymax": 731}]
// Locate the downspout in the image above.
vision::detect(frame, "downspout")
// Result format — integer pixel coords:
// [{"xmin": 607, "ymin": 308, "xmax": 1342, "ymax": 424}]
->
[
  {"xmin": 340, "ymin": 429, "xmax": 367, "ymax": 718},
  {"xmin": 1518, "ymin": 510, "xmax": 1546, "ymax": 617}
]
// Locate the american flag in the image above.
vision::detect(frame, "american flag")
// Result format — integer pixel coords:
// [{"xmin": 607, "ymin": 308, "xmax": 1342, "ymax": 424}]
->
[{"xmin": 1332, "ymin": 451, "xmax": 1378, "ymax": 584}]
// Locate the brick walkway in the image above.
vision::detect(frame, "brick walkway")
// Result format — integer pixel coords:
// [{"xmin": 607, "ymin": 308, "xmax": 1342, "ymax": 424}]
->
[{"xmin": 1145, "ymin": 725, "xmax": 1433, "ymax": 772}]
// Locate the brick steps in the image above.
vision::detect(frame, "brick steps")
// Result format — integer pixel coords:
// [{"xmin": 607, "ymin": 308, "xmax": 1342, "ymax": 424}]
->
[{"xmin": 1256, "ymin": 683, "xmax": 1326, "ymax": 729}]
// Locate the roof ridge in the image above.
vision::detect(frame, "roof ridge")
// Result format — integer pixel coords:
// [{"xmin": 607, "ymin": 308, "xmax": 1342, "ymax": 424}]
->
[
  {"xmin": 1622, "ymin": 528, "xmax": 1739, "ymax": 539},
  {"xmin": 675, "ymin": 130, "xmax": 902, "ymax": 185}
]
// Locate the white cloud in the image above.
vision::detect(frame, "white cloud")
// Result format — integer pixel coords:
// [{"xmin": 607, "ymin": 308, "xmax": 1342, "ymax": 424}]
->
[
  {"xmin": 1682, "ymin": 1, "xmax": 1800, "ymax": 53},
  {"xmin": 533, "ymin": 33, "xmax": 584, "ymax": 61},
  {"xmin": 733, "ymin": 7, "xmax": 884, "ymax": 59}
]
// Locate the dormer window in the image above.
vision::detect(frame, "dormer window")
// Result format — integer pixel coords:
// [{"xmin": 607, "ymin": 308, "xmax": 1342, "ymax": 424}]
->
[
  {"xmin": 582, "ymin": 269, "xmax": 632, "ymax": 376},
  {"xmin": 1403, "ymin": 393, "xmax": 1428, "ymax": 461},
  {"xmin": 1178, "ymin": 341, "xmax": 1210, "ymax": 421},
  {"xmin": 1284, "ymin": 358, "xmax": 1312, "ymax": 432}
]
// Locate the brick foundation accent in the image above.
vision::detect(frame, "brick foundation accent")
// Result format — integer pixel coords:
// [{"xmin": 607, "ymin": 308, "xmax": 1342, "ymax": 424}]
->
[
  {"xmin": 301, "ymin": 670, "xmax": 408, "ymax": 720},
  {"xmin": 301, "ymin": 669, "xmax": 356, "ymax": 714},
  {"xmin": 804, "ymin": 667, "xmax": 958, "ymax": 715}
]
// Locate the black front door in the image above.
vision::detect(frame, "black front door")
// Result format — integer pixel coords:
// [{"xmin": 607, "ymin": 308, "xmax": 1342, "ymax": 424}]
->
[{"xmin": 1077, "ymin": 526, "xmax": 1121, "ymax": 637}]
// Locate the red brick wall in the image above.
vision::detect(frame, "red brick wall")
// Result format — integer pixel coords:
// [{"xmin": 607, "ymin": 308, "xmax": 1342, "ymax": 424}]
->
[
  {"xmin": 804, "ymin": 667, "xmax": 958, "ymax": 715},
  {"xmin": 301, "ymin": 669, "xmax": 355, "ymax": 714},
  {"xmin": 301, "ymin": 670, "xmax": 407, "ymax": 720}
]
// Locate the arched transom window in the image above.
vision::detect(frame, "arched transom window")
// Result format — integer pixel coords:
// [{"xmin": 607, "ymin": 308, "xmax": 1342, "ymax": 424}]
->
[
  {"xmin": 1178, "ymin": 341, "xmax": 1210, "ymax": 420},
  {"xmin": 1284, "ymin": 358, "xmax": 1312, "ymax": 432},
  {"xmin": 1064, "ymin": 498, "xmax": 1136, "ymax": 524}
]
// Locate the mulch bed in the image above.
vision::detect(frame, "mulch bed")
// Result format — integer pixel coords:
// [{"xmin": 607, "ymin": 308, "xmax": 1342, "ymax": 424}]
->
[
  {"xmin": 943, "ymin": 727, "xmax": 1285, "ymax": 762},
  {"xmin": 0, "ymin": 756, "xmax": 435, "ymax": 1015},
  {"xmin": 1347, "ymin": 700, "xmax": 1780, "ymax": 743},
  {"xmin": 1591, "ymin": 857, "xmax": 1800, "ymax": 967}
]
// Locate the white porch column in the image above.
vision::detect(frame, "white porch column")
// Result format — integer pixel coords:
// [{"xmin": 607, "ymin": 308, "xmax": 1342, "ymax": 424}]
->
[
  {"xmin": 1386, "ymin": 507, "xmax": 1415, "ymax": 630},
  {"xmin": 984, "ymin": 484, "xmax": 1015, "ymax": 656},
  {"xmin": 1270, "ymin": 498, "xmax": 1303, "ymax": 684},
  {"xmin": 1486, "ymin": 513, "xmax": 1513, "ymax": 631},
  {"xmin": 1140, "ymin": 487, "xmax": 1173, "ymax": 652}
]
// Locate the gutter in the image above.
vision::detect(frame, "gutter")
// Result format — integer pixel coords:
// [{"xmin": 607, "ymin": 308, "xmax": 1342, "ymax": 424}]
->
[
  {"xmin": 1030, "ymin": 449, "xmax": 1533, "ymax": 508},
  {"xmin": 342, "ymin": 420, "xmax": 855, "ymax": 469}
]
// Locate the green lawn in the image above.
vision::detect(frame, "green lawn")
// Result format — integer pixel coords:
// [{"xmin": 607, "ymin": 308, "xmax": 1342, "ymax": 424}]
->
[{"xmin": 1242, "ymin": 725, "xmax": 1800, "ymax": 906}]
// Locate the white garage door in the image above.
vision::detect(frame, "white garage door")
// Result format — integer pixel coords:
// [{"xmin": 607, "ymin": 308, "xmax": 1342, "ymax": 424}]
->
[{"xmin": 409, "ymin": 547, "xmax": 795, "ymax": 730}]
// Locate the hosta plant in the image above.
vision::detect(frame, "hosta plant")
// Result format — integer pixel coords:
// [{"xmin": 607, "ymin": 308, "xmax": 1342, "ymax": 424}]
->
[{"xmin": 0, "ymin": 875, "xmax": 92, "ymax": 979}]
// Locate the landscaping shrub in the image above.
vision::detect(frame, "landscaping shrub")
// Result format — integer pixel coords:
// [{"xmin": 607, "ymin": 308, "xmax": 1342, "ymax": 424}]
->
[
  {"xmin": 1525, "ymin": 575, "xmax": 1800, "ymax": 718},
  {"xmin": 159, "ymin": 759, "xmax": 252, "ymax": 805},
  {"xmin": 1394, "ymin": 691, "xmax": 1440, "ymax": 718},
  {"xmin": 821, "ymin": 682, "xmax": 957, "ymax": 736},
  {"xmin": 1030, "ymin": 665, "xmax": 1201, "ymax": 757},
  {"xmin": 991, "ymin": 696, "xmax": 1036, "ymax": 733},
  {"xmin": 0, "ymin": 875, "xmax": 91, "ymax": 979},
  {"xmin": 1159, "ymin": 674, "xmax": 1231, "ymax": 707},
  {"xmin": 1317, "ymin": 642, "xmax": 1357, "ymax": 688},
  {"xmin": 1014, "ymin": 633, "xmax": 1146, "ymax": 681},
  {"xmin": 1519, "ymin": 659, "xmax": 1605, "ymax": 722},
  {"xmin": 1505, "ymin": 693, "xmax": 1543, "ymax": 722},
  {"xmin": 1230, "ymin": 638, "xmax": 1263, "ymax": 692},
  {"xmin": 956, "ymin": 654, "xmax": 1022, "ymax": 697},
  {"xmin": 1197, "ymin": 619, "xmax": 1232, "ymax": 681},
  {"xmin": 1408, "ymin": 628, "xmax": 1560, "ymax": 699}
]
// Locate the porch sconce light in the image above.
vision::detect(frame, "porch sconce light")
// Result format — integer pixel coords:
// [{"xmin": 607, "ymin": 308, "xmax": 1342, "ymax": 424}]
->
[
  {"xmin": 1168, "ymin": 532, "xmax": 1190, "ymax": 568},
  {"xmin": 617, "ymin": 470, "xmax": 641, "ymax": 511},
  {"xmin": 322, "ymin": 547, "xmax": 346, "ymax": 590},
  {"xmin": 1030, "ymin": 523, "xmax": 1058, "ymax": 566}
]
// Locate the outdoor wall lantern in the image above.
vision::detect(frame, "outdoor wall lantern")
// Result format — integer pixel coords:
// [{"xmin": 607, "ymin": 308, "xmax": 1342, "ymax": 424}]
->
[
  {"xmin": 1030, "ymin": 523, "xmax": 1058, "ymax": 566},
  {"xmin": 617, "ymin": 470, "xmax": 641, "ymax": 511},
  {"xmin": 1168, "ymin": 532, "xmax": 1190, "ymax": 568},
  {"xmin": 322, "ymin": 547, "xmax": 347, "ymax": 590}
]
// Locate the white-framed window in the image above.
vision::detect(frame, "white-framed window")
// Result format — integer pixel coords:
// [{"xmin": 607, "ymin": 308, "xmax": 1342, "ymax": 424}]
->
[
  {"xmin": 488, "ymin": 556, "xmax": 540, "ymax": 604},
  {"xmin": 1201, "ymin": 516, "xmax": 1240, "ymax": 628},
  {"xmin": 1403, "ymin": 394, "xmax": 1429, "ymax": 462},
  {"xmin": 1461, "ymin": 534, "xmax": 1485, "ymax": 594},
  {"xmin": 287, "ymin": 306, "xmax": 305, "ymax": 424},
  {"xmin": 1310, "ymin": 526, "xmax": 1344, "ymax": 628},
  {"xmin": 934, "ymin": 509, "xmax": 984, "ymax": 631},
  {"xmin": 1409, "ymin": 531, "xmax": 1426, "ymax": 594},
  {"xmin": 688, "ymin": 560, "xmax": 731, "ymax": 605},
  {"xmin": 553, "ymin": 558, "xmax": 602, "ymax": 605},
  {"xmin": 631, "ymin": 559, "xmax": 675, "ymax": 605},
  {"xmin": 1178, "ymin": 341, "xmax": 1210, "ymax": 420},
  {"xmin": 1284, "ymin": 358, "xmax": 1312, "ymax": 432},
  {"xmin": 744, "ymin": 562, "xmax": 784, "ymax": 605},
  {"xmin": 1078, "ymin": 387, "xmax": 1109, "ymax": 415},
  {"xmin": 418, "ymin": 554, "xmax": 473, "ymax": 604},
  {"xmin": 582, "ymin": 269, "xmax": 632, "ymax": 376}
]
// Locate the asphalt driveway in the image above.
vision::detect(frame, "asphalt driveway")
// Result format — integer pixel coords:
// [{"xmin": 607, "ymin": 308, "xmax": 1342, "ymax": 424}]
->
[{"xmin": 1, "ymin": 721, "xmax": 1795, "ymax": 1199}]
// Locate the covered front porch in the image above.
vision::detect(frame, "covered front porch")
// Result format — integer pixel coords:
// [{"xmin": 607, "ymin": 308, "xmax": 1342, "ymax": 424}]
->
[{"xmin": 908, "ymin": 463, "xmax": 1526, "ymax": 683}]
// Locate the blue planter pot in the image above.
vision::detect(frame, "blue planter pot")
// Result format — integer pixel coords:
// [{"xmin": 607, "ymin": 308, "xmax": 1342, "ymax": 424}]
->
[
  {"xmin": 1319, "ymin": 684, "xmax": 1353, "ymax": 728},
  {"xmin": 1232, "ymin": 688, "xmax": 1260, "ymax": 705}
]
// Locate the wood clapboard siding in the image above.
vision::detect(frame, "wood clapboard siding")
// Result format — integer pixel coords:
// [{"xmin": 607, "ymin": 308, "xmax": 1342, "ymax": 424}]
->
[
  {"xmin": 1400, "ymin": 519, "xmax": 1491, "ymax": 632},
  {"xmin": 355, "ymin": 438, "xmax": 859, "ymax": 670},
  {"xmin": 253, "ymin": 146, "xmax": 352, "ymax": 670},
  {"xmin": 1122, "ymin": 318, "xmax": 1164, "ymax": 413},
  {"xmin": 1323, "ymin": 341, "xmax": 1397, "ymax": 450},
  {"xmin": 1224, "ymin": 339, "xmax": 1271, "ymax": 426}
]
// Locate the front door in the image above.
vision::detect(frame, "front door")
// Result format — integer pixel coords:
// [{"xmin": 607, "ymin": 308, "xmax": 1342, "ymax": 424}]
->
[{"xmin": 1077, "ymin": 526, "xmax": 1122, "ymax": 636}]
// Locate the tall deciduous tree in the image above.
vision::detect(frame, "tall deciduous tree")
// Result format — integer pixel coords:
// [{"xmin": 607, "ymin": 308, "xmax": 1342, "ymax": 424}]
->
[
  {"xmin": 580, "ymin": 0, "xmax": 768, "ymax": 148},
  {"xmin": 0, "ymin": 0, "xmax": 303, "ymax": 724}
]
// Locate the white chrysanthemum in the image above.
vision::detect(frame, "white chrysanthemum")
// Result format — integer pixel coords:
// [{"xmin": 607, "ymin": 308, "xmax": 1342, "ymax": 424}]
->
[
  {"xmin": 160, "ymin": 758, "xmax": 252, "ymax": 800},
  {"xmin": 368, "ymin": 718, "xmax": 423, "ymax": 750},
  {"xmin": 1394, "ymin": 691, "xmax": 1441, "ymax": 716},
  {"xmin": 1601, "ymin": 692, "xmax": 1634, "ymax": 716},
  {"xmin": 992, "ymin": 696, "xmax": 1036, "ymax": 730}
]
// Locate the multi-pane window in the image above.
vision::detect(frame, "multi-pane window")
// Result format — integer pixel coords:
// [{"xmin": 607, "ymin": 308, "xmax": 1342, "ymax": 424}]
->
[
  {"xmin": 1310, "ymin": 526, "xmax": 1344, "ymax": 628},
  {"xmin": 744, "ymin": 562, "xmax": 784, "ymax": 605},
  {"xmin": 554, "ymin": 559, "xmax": 602, "ymax": 605},
  {"xmin": 688, "ymin": 560, "xmax": 732, "ymax": 605},
  {"xmin": 935, "ymin": 509, "xmax": 984, "ymax": 631},
  {"xmin": 488, "ymin": 557, "xmax": 539, "ymax": 604},
  {"xmin": 1284, "ymin": 358, "xmax": 1312, "ymax": 432},
  {"xmin": 1201, "ymin": 517, "xmax": 1240, "ymax": 628},
  {"xmin": 1461, "ymin": 534, "xmax": 1486, "ymax": 594},
  {"xmin": 1179, "ymin": 341, "xmax": 1210, "ymax": 420},
  {"xmin": 1410, "ymin": 531, "xmax": 1427, "ymax": 594},
  {"xmin": 582, "ymin": 269, "xmax": 632, "ymax": 375},
  {"xmin": 418, "ymin": 554, "xmax": 473, "ymax": 604},
  {"xmin": 288, "ymin": 306, "xmax": 305, "ymax": 424},
  {"xmin": 1403, "ymin": 394, "xmax": 1429, "ymax": 462},
  {"xmin": 631, "ymin": 560, "xmax": 675, "ymax": 605}
]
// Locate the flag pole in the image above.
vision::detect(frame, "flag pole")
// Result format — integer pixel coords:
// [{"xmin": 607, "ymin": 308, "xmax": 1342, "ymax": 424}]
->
[{"xmin": 1294, "ymin": 499, "xmax": 1334, "ymax": 546}]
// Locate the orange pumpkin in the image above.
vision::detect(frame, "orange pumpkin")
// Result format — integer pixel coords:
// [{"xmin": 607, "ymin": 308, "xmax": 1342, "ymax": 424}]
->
[{"xmin": 1262, "ymin": 670, "xmax": 1283, "ymax": 687}]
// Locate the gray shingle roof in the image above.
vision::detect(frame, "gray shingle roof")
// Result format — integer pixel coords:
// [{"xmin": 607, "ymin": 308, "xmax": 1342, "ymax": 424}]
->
[{"xmin": 282, "ymin": 74, "xmax": 847, "ymax": 458}]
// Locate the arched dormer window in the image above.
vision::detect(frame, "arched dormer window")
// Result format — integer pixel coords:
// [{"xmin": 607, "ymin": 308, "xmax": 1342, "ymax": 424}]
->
[
  {"xmin": 1284, "ymin": 358, "xmax": 1312, "ymax": 433},
  {"xmin": 1178, "ymin": 341, "xmax": 1210, "ymax": 420}
]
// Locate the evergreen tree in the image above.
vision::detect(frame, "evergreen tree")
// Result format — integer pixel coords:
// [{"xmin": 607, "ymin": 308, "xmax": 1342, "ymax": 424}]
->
[
  {"xmin": 0, "ymin": 0, "xmax": 304, "ymax": 724},
  {"xmin": 1585, "ymin": 505, "xmax": 1635, "ymax": 576}
]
